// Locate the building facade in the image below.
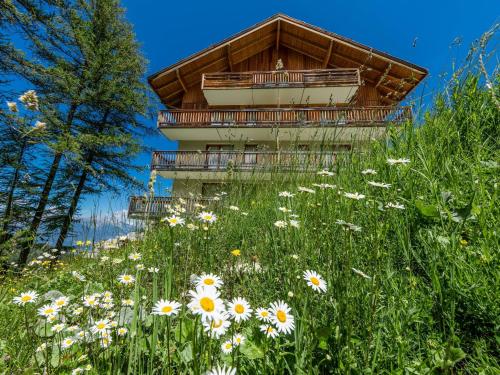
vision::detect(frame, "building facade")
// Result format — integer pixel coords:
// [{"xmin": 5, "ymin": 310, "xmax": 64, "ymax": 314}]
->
[{"xmin": 128, "ymin": 14, "xmax": 427, "ymax": 218}]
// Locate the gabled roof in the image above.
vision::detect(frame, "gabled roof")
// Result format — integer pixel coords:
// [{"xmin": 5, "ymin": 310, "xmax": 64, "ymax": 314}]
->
[{"xmin": 149, "ymin": 14, "xmax": 428, "ymax": 107}]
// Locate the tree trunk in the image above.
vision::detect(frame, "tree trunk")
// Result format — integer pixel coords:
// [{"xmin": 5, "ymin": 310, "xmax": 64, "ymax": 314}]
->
[
  {"xmin": 18, "ymin": 104, "xmax": 77, "ymax": 265},
  {"xmin": 55, "ymin": 154, "xmax": 93, "ymax": 251}
]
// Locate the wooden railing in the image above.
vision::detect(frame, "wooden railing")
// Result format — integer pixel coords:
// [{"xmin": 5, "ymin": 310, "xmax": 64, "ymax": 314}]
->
[
  {"xmin": 151, "ymin": 150, "xmax": 339, "ymax": 172},
  {"xmin": 128, "ymin": 196, "xmax": 218, "ymax": 218},
  {"xmin": 202, "ymin": 69, "xmax": 361, "ymax": 89},
  {"xmin": 158, "ymin": 106, "xmax": 411, "ymax": 128}
]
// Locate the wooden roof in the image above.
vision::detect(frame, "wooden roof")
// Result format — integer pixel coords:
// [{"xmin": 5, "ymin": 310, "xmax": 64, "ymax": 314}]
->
[{"xmin": 149, "ymin": 14, "xmax": 428, "ymax": 107}]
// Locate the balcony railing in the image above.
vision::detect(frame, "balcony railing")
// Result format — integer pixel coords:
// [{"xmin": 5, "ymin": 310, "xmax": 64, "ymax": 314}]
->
[
  {"xmin": 202, "ymin": 69, "xmax": 361, "ymax": 89},
  {"xmin": 151, "ymin": 150, "xmax": 338, "ymax": 172},
  {"xmin": 128, "ymin": 196, "xmax": 218, "ymax": 218},
  {"xmin": 158, "ymin": 106, "xmax": 411, "ymax": 128}
]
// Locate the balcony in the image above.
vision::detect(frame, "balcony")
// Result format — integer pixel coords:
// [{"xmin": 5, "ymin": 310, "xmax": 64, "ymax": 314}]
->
[
  {"xmin": 158, "ymin": 106, "xmax": 411, "ymax": 142},
  {"xmin": 202, "ymin": 69, "xmax": 361, "ymax": 105},
  {"xmin": 128, "ymin": 196, "xmax": 218, "ymax": 219},
  {"xmin": 151, "ymin": 150, "xmax": 337, "ymax": 180}
]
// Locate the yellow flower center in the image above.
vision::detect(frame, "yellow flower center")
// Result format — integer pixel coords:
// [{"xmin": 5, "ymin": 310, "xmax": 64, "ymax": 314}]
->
[
  {"xmin": 200, "ymin": 297, "xmax": 215, "ymax": 312},
  {"xmin": 261, "ymin": 311, "xmax": 269, "ymax": 317},
  {"xmin": 161, "ymin": 305, "xmax": 173, "ymax": 313},
  {"xmin": 267, "ymin": 327, "xmax": 274, "ymax": 333},
  {"xmin": 21, "ymin": 295, "xmax": 32, "ymax": 302},
  {"xmin": 235, "ymin": 304, "xmax": 245, "ymax": 314},
  {"xmin": 203, "ymin": 278, "xmax": 214, "ymax": 285},
  {"xmin": 225, "ymin": 343, "xmax": 232, "ymax": 349},
  {"xmin": 97, "ymin": 323, "xmax": 106, "ymax": 330},
  {"xmin": 310, "ymin": 277, "xmax": 320, "ymax": 286},
  {"xmin": 45, "ymin": 308, "xmax": 54, "ymax": 314},
  {"xmin": 56, "ymin": 301, "xmax": 64, "ymax": 306},
  {"xmin": 211, "ymin": 319, "xmax": 223, "ymax": 329},
  {"xmin": 277, "ymin": 310, "xmax": 287, "ymax": 323}
]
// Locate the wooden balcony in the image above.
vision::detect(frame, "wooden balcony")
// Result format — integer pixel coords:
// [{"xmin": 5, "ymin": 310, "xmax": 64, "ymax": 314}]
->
[
  {"xmin": 128, "ymin": 196, "xmax": 218, "ymax": 219},
  {"xmin": 201, "ymin": 69, "xmax": 361, "ymax": 105},
  {"xmin": 151, "ymin": 150, "xmax": 337, "ymax": 180}
]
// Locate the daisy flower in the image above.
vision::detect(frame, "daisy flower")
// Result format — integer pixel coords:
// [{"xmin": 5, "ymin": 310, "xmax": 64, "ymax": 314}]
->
[
  {"xmin": 13, "ymin": 291, "xmax": 38, "ymax": 305},
  {"xmin": 202, "ymin": 312, "xmax": 231, "ymax": 338},
  {"xmin": 83, "ymin": 294, "xmax": 99, "ymax": 308},
  {"xmin": 198, "ymin": 211, "xmax": 217, "ymax": 223},
  {"xmin": 303, "ymin": 270, "xmax": 327, "ymax": 293},
  {"xmin": 122, "ymin": 299, "xmax": 134, "ymax": 307},
  {"xmin": 61, "ymin": 337, "xmax": 75, "ymax": 349},
  {"xmin": 232, "ymin": 333, "xmax": 245, "ymax": 346},
  {"xmin": 361, "ymin": 169, "xmax": 377, "ymax": 175},
  {"xmin": 206, "ymin": 365, "xmax": 236, "ymax": 375},
  {"xmin": 298, "ymin": 186, "xmax": 315, "ymax": 194},
  {"xmin": 278, "ymin": 207, "xmax": 292, "ymax": 213},
  {"xmin": 227, "ymin": 297, "xmax": 253, "ymax": 322},
  {"xmin": 344, "ymin": 192, "xmax": 366, "ymax": 200},
  {"xmin": 196, "ymin": 273, "xmax": 223, "ymax": 289},
  {"xmin": 260, "ymin": 324, "xmax": 279, "ymax": 338},
  {"xmin": 221, "ymin": 340, "xmax": 234, "ymax": 354},
  {"xmin": 278, "ymin": 191, "xmax": 295, "ymax": 197},
  {"xmin": 162, "ymin": 215, "xmax": 185, "ymax": 227},
  {"xmin": 118, "ymin": 274, "xmax": 135, "ymax": 285},
  {"xmin": 368, "ymin": 181, "xmax": 391, "ymax": 188},
  {"xmin": 229, "ymin": 205, "xmax": 239, "ymax": 211},
  {"xmin": 128, "ymin": 252, "xmax": 141, "ymax": 261},
  {"xmin": 386, "ymin": 202, "xmax": 405, "ymax": 210},
  {"xmin": 38, "ymin": 304, "xmax": 60, "ymax": 318},
  {"xmin": 54, "ymin": 296, "xmax": 70, "ymax": 308},
  {"xmin": 317, "ymin": 169, "xmax": 334, "ymax": 176},
  {"xmin": 152, "ymin": 299, "xmax": 181, "ymax": 317},
  {"xmin": 91, "ymin": 319, "xmax": 110, "ymax": 335},
  {"xmin": 187, "ymin": 286, "xmax": 224, "ymax": 320},
  {"xmin": 6, "ymin": 101, "xmax": 18, "ymax": 112},
  {"xmin": 52, "ymin": 323, "xmax": 65, "ymax": 333},
  {"xmin": 117, "ymin": 327, "xmax": 128, "ymax": 336},
  {"xmin": 269, "ymin": 300, "xmax": 295, "ymax": 334},
  {"xmin": 289, "ymin": 220, "xmax": 300, "ymax": 228},
  {"xmin": 255, "ymin": 308, "xmax": 271, "ymax": 322},
  {"xmin": 387, "ymin": 158, "xmax": 410, "ymax": 165},
  {"xmin": 274, "ymin": 220, "xmax": 287, "ymax": 228}
]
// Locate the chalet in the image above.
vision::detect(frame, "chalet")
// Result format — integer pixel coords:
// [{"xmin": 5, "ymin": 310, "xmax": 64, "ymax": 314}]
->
[{"xmin": 128, "ymin": 14, "xmax": 427, "ymax": 218}]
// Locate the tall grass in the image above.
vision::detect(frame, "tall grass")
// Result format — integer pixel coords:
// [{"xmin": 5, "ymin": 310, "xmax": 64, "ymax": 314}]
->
[{"xmin": 0, "ymin": 40, "xmax": 498, "ymax": 374}]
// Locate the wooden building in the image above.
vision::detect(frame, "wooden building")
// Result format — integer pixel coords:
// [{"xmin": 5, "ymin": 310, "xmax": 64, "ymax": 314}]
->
[{"xmin": 128, "ymin": 14, "xmax": 427, "ymax": 218}]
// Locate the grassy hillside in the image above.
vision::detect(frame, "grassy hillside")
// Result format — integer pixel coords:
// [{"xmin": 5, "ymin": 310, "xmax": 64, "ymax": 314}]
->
[{"xmin": 0, "ymin": 57, "xmax": 498, "ymax": 373}]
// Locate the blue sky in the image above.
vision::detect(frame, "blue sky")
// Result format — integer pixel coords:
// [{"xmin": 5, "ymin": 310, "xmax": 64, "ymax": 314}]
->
[{"xmin": 61, "ymin": 0, "xmax": 500, "ymax": 215}]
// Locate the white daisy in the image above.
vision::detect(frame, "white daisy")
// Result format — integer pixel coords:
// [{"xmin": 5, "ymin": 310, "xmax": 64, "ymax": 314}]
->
[
  {"xmin": 298, "ymin": 186, "xmax": 315, "ymax": 194},
  {"xmin": 206, "ymin": 365, "xmax": 236, "ymax": 375},
  {"xmin": 260, "ymin": 324, "xmax": 279, "ymax": 338},
  {"xmin": 227, "ymin": 297, "xmax": 252, "ymax": 322},
  {"xmin": 152, "ymin": 299, "xmax": 181, "ymax": 317},
  {"xmin": 367, "ymin": 181, "xmax": 391, "ymax": 188},
  {"xmin": 187, "ymin": 286, "xmax": 224, "ymax": 320},
  {"xmin": 289, "ymin": 220, "xmax": 300, "ymax": 228},
  {"xmin": 221, "ymin": 340, "xmax": 234, "ymax": 354},
  {"xmin": 196, "ymin": 273, "xmax": 223, "ymax": 289},
  {"xmin": 229, "ymin": 205, "xmax": 239, "ymax": 211},
  {"xmin": 162, "ymin": 215, "xmax": 185, "ymax": 227},
  {"xmin": 278, "ymin": 207, "xmax": 292, "ymax": 213},
  {"xmin": 117, "ymin": 327, "xmax": 128, "ymax": 336},
  {"xmin": 61, "ymin": 337, "xmax": 75, "ymax": 349},
  {"xmin": 118, "ymin": 274, "xmax": 135, "ymax": 285},
  {"xmin": 386, "ymin": 202, "xmax": 405, "ymax": 210},
  {"xmin": 128, "ymin": 252, "xmax": 142, "ymax": 261},
  {"xmin": 38, "ymin": 304, "xmax": 60, "ymax": 318},
  {"xmin": 278, "ymin": 191, "xmax": 295, "ymax": 197},
  {"xmin": 54, "ymin": 296, "xmax": 70, "ymax": 308},
  {"xmin": 255, "ymin": 308, "xmax": 271, "ymax": 322},
  {"xmin": 13, "ymin": 291, "xmax": 38, "ymax": 305},
  {"xmin": 361, "ymin": 169, "xmax": 377, "ymax": 175},
  {"xmin": 317, "ymin": 169, "xmax": 334, "ymax": 176},
  {"xmin": 344, "ymin": 192, "xmax": 366, "ymax": 200},
  {"xmin": 232, "ymin": 333, "xmax": 245, "ymax": 346},
  {"xmin": 83, "ymin": 294, "xmax": 99, "ymax": 308},
  {"xmin": 202, "ymin": 312, "xmax": 231, "ymax": 338},
  {"xmin": 122, "ymin": 299, "xmax": 134, "ymax": 307},
  {"xmin": 387, "ymin": 158, "xmax": 410, "ymax": 165},
  {"xmin": 269, "ymin": 300, "xmax": 295, "ymax": 334},
  {"xmin": 91, "ymin": 319, "xmax": 110, "ymax": 335},
  {"xmin": 198, "ymin": 211, "xmax": 217, "ymax": 223},
  {"xmin": 274, "ymin": 220, "xmax": 287, "ymax": 228},
  {"xmin": 52, "ymin": 323, "xmax": 65, "ymax": 333},
  {"xmin": 303, "ymin": 270, "xmax": 327, "ymax": 293}
]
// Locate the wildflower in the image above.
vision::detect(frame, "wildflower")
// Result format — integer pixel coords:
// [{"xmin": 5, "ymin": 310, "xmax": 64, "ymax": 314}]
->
[
  {"xmin": 99, "ymin": 334, "xmax": 112, "ymax": 348},
  {"xmin": 33, "ymin": 121, "xmax": 46, "ymax": 131},
  {"xmin": 255, "ymin": 308, "xmax": 271, "ymax": 322},
  {"xmin": 38, "ymin": 304, "xmax": 60, "ymax": 318},
  {"xmin": 187, "ymin": 223, "xmax": 198, "ymax": 231},
  {"xmin": 317, "ymin": 169, "xmax": 334, "ymax": 176},
  {"xmin": 203, "ymin": 312, "xmax": 231, "ymax": 338},
  {"xmin": 386, "ymin": 202, "xmax": 405, "ymax": 210},
  {"xmin": 152, "ymin": 299, "xmax": 181, "ymax": 317},
  {"xmin": 76, "ymin": 240, "xmax": 84, "ymax": 246},
  {"xmin": 229, "ymin": 205, "xmax": 239, "ymax": 211},
  {"xmin": 351, "ymin": 268, "xmax": 372, "ymax": 280},
  {"xmin": 279, "ymin": 191, "xmax": 295, "ymax": 197},
  {"xmin": 52, "ymin": 323, "xmax": 65, "ymax": 333},
  {"xmin": 312, "ymin": 183, "xmax": 336, "ymax": 189},
  {"xmin": 121, "ymin": 298, "xmax": 134, "ymax": 307},
  {"xmin": 162, "ymin": 215, "xmax": 185, "ymax": 227},
  {"xmin": 13, "ymin": 291, "xmax": 38, "ymax": 305},
  {"xmin": 232, "ymin": 333, "xmax": 245, "ymax": 346},
  {"xmin": 196, "ymin": 273, "xmax": 223, "ymax": 289},
  {"xmin": 72, "ymin": 271, "xmax": 86, "ymax": 281},
  {"xmin": 274, "ymin": 220, "xmax": 287, "ymax": 228},
  {"xmin": 260, "ymin": 324, "xmax": 279, "ymax": 338},
  {"xmin": 387, "ymin": 158, "xmax": 410, "ymax": 165},
  {"xmin": 303, "ymin": 270, "xmax": 327, "ymax": 293},
  {"xmin": 287, "ymin": 291, "xmax": 294, "ymax": 298},
  {"xmin": 148, "ymin": 267, "xmax": 159, "ymax": 273},
  {"xmin": 83, "ymin": 294, "xmax": 99, "ymax": 308},
  {"xmin": 298, "ymin": 186, "xmax": 315, "ymax": 194},
  {"xmin": 72, "ymin": 368, "xmax": 84, "ymax": 375},
  {"xmin": 118, "ymin": 274, "xmax": 135, "ymax": 285},
  {"xmin": 136, "ymin": 264, "xmax": 145, "ymax": 271},
  {"xmin": 368, "ymin": 181, "xmax": 391, "ymax": 188},
  {"xmin": 291, "ymin": 254, "xmax": 299, "ymax": 260},
  {"xmin": 36, "ymin": 343, "xmax": 47, "ymax": 352},
  {"xmin": 91, "ymin": 319, "xmax": 110, "ymax": 335},
  {"xmin": 62, "ymin": 337, "xmax": 75, "ymax": 349},
  {"xmin": 221, "ymin": 340, "xmax": 234, "ymax": 354},
  {"xmin": 269, "ymin": 301, "xmax": 295, "ymax": 334},
  {"xmin": 227, "ymin": 297, "xmax": 253, "ymax": 322},
  {"xmin": 128, "ymin": 252, "xmax": 141, "ymax": 261},
  {"xmin": 7, "ymin": 101, "xmax": 18, "ymax": 112},
  {"xmin": 188, "ymin": 285, "xmax": 224, "ymax": 320},
  {"xmin": 117, "ymin": 327, "xmax": 128, "ymax": 336},
  {"xmin": 230, "ymin": 249, "xmax": 241, "ymax": 257},
  {"xmin": 289, "ymin": 220, "xmax": 300, "ymax": 228},
  {"xmin": 198, "ymin": 211, "xmax": 217, "ymax": 223},
  {"xmin": 54, "ymin": 296, "xmax": 70, "ymax": 308},
  {"xmin": 206, "ymin": 365, "xmax": 236, "ymax": 375},
  {"xmin": 19, "ymin": 90, "xmax": 39, "ymax": 110},
  {"xmin": 335, "ymin": 219, "xmax": 362, "ymax": 232},
  {"xmin": 361, "ymin": 169, "xmax": 377, "ymax": 175},
  {"xmin": 85, "ymin": 240, "xmax": 92, "ymax": 246},
  {"xmin": 344, "ymin": 192, "xmax": 366, "ymax": 200}
]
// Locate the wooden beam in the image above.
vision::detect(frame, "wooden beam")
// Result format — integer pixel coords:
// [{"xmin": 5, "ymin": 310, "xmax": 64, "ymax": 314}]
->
[
  {"xmin": 323, "ymin": 39, "xmax": 334, "ymax": 68},
  {"xmin": 276, "ymin": 20, "xmax": 280, "ymax": 52},
  {"xmin": 375, "ymin": 63, "xmax": 392, "ymax": 88},
  {"xmin": 176, "ymin": 69, "xmax": 187, "ymax": 92},
  {"xmin": 226, "ymin": 44, "xmax": 234, "ymax": 72}
]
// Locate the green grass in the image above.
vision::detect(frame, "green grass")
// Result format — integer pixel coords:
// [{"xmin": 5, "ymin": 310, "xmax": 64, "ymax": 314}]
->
[{"xmin": 0, "ymin": 67, "xmax": 498, "ymax": 373}]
